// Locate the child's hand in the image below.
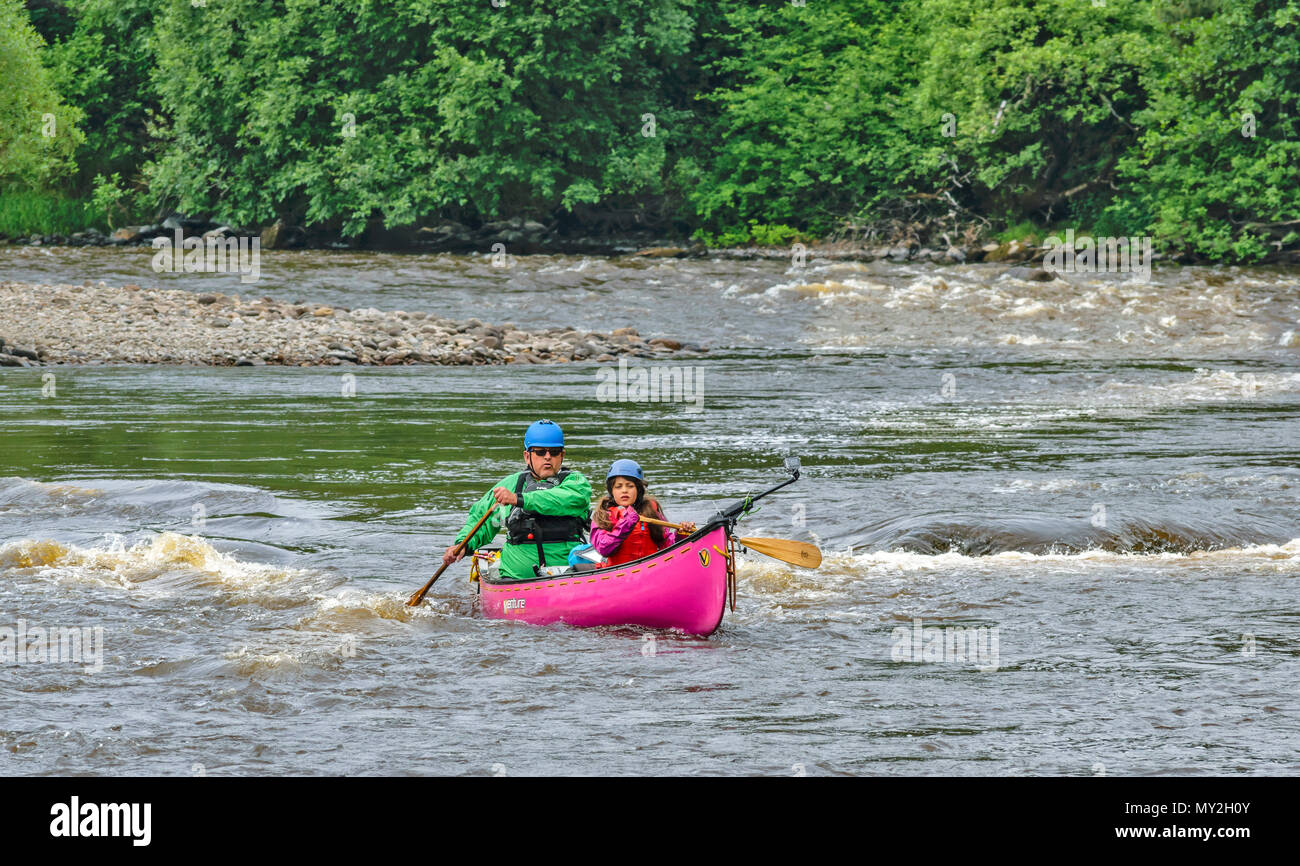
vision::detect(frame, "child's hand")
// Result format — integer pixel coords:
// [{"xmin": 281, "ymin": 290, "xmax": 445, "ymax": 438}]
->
[
  {"xmin": 680, "ymin": 521, "xmax": 696, "ymax": 534},
  {"xmin": 616, "ymin": 507, "xmax": 641, "ymax": 531}
]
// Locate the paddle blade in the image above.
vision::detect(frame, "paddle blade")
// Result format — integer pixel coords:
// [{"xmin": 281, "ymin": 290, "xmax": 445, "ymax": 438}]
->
[{"xmin": 736, "ymin": 537, "xmax": 822, "ymax": 569}]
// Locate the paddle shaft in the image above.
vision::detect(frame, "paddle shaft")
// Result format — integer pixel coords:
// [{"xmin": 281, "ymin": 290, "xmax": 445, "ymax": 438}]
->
[
  {"xmin": 407, "ymin": 503, "xmax": 497, "ymax": 606},
  {"xmin": 640, "ymin": 515, "xmax": 691, "ymax": 532}
]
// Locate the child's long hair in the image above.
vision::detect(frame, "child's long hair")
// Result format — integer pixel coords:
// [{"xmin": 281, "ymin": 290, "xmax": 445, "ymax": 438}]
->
[{"xmin": 593, "ymin": 487, "xmax": 666, "ymax": 546}]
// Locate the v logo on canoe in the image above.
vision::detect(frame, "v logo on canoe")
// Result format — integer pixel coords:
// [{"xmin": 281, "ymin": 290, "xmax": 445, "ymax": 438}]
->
[{"xmin": 699, "ymin": 549, "xmax": 710, "ymax": 567}]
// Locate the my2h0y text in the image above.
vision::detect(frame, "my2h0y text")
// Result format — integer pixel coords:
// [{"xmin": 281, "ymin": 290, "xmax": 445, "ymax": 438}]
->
[{"xmin": 1126, "ymin": 802, "xmax": 1250, "ymax": 815}]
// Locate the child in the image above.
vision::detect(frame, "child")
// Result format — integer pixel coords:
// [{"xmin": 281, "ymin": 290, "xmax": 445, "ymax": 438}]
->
[{"xmin": 589, "ymin": 459, "xmax": 696, "ymax": 566}]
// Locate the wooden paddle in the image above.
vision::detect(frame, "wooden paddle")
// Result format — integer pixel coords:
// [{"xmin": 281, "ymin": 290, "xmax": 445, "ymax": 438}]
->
[
  {"xmin": 640, "ymin": 516, "xmax": 694, "ymax": 532},
  {"xmin": 734, "ymin": 537, "xmax": 822, "ymax": 569},
  {"xmin": 640, "ymin": 517, "xmax": 821, "ymax": 569},
  {"xmin": 407, "ymin": 504, "xmax": 497, "ymax": 606}
]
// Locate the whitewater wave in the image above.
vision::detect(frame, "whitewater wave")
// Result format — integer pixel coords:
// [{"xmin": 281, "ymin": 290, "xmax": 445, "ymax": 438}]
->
[
  {"xmin": 759, "ymin": 262, "xmax": 1298, "ymax": 356},
  {"xmin": 1089, "ymin": 368, "xmax": 1300, "ymax": 404},
  {"xmin": 304, "ymin": 587, "xmax": 459, "ymax": 627},
  {"xmin": 0, "ymin": 532, "xmax": 315, "ymax": 598},
  {"xmin": 732, "ymin": 537, "xmax": 1300, "ymax": 594},
  {"xmin": 0, "ymin": 477, "xmax": 105, "ymax": 511}
]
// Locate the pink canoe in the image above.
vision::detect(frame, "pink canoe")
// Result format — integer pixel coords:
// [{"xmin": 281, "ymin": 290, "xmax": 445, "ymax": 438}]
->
[{"xmin": 476, "ymin": 523, "xmax": 735, "ymax": 636}]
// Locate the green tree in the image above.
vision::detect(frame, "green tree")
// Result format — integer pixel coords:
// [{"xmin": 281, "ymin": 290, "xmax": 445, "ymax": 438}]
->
[
  {"xmin": 908, "ymin": 0, "xmax": 1157, "ymax": 228},
  {"xmin": 0, "ymin": 0, "xmax": 83, "ymax": 190},
  {"xmin": 686, "ymin": 0, "xmax": 917, "ymax": 236},
  {"xmin": 1113, "ymin": 0, "xmax": 1300, "ymax": 259},
  {"xmin": 146, "ymin": 0, "xmax": 699, "ymax": 234},
  {"xmin": 685, "ymin": 0, "xmax": 1158, "ymax": 240},
  {"xmin": 46, "ymin": 0, "xmax": 160, "ymax": 188}
]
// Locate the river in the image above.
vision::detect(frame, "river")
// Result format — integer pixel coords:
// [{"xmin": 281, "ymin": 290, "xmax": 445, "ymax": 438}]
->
[{"xmin": 3, "ymin": 245, "xmax": 1299, "ymax": 775}]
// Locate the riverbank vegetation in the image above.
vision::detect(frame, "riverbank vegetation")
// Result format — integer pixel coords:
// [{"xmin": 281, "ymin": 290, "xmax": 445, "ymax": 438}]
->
[{"xmin": 3, "ymin": 0, "xmax": 1297, "ymax": 260}]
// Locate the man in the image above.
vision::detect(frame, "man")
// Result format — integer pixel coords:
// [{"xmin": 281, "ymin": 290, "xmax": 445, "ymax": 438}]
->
[{"xmin": 442, "ymin": 419, "xmax": 593, "ymax": 580}]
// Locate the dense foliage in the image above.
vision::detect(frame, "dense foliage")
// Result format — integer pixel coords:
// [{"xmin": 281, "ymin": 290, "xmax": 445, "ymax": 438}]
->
[
  {"xmin": 682, "ymin": 0, "xmax": 916, "ymax": 236},
  {"xmin": 3, "ymin": 0, "xmax": 1298, "ymax": 259},
  {"xmin": 905, "ymin": 0, "xmax": 1157, "ymax": 231},
  {"xmin": 0, "ymin": 0, "xmax": 81, "ymax": 191},
  {"xmin": 1113, "ymin": 0, "xmax": 1300, "ymax": 259},
  {"xmin": 45, "ymin": 0, "xmax": 158, "ymax": 187},
  {"xmin": 147, "ymin": 0, "xmax": 698, "ymax": 235}
]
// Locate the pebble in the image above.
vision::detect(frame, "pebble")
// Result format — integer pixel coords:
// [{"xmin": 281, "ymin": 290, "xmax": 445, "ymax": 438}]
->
[{"xmin": 0, "ymin": 281, "xmax": 705, "ymax": 367}]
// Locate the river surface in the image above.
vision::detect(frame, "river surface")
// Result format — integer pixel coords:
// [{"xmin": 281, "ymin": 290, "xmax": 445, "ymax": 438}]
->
[{"xmin": 3, "ymin": 246, "xmax": 1300, "ymax": 775}]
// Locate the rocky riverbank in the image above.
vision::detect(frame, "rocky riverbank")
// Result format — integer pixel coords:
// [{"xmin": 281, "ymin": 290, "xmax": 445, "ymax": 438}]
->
[
  {"xmin": 6, "ymin": 205, "xmax": 1300, "ymax": 264},
  {"xmin": 10, "ymin": 224, "xmax": 1282, "ymax": 266},
  {"xmin": 631, "ymin": 236, "xmax": 1187, "ymax": 267},
  {"xmin": 0, "ymin": 281, "xmax": 703, "ymax": 367}
]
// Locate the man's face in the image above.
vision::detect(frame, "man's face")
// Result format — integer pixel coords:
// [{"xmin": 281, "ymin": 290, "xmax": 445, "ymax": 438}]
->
[{"xmin": 526, "ymin": 447, "xmax": 563, "ymax": 479}]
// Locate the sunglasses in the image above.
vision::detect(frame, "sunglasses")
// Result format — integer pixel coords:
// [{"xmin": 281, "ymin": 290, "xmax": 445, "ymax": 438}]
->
[{"xmin": 529, "ymin": 447, "xmax": 564, "ymax": 457}]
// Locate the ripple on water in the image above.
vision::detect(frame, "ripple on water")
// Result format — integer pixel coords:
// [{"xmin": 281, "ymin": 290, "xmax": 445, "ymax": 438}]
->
[{"xmin": 3, "ymin": 251, "xmax": 1300, "ymax": 774}]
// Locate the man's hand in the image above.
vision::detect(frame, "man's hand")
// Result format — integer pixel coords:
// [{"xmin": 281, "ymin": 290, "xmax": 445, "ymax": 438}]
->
[
  {"xmin": 442, "ymin": 544, "xmax": 466, "ymax": 566},
  {"xmin": 492, "ymin": 486, "xmax": 519, "ymax": 506}
]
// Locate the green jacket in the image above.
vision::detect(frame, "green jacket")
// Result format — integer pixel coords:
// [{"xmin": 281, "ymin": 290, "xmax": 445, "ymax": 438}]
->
[{"xmin": 455, "ymin": 469, "xmax": 593, "ymax": 580}]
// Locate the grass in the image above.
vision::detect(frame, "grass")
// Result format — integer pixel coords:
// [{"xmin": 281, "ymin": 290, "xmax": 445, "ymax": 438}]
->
[
  {"xmin": 0, "ymin": 190, "xmax": 101, "ymax": 237},
  {"xmin": 995, "ymin": 220, "xmax": 1135, "ymax": 246},
  {"xmin": 691, "ymin": 220, "xmax": 812, "ymax": 248},
  {"xmin": 994, "ymin": 219, "xmax": 1046, "ymax": 246}
]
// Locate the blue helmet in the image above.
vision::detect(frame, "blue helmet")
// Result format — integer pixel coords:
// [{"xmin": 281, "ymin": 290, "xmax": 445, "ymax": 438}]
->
[
  {"xmin": 524, "ymin": 419, "xmax": 565, "ymax": 449},
  {"xmin": 606, "ymin": 458, "xmax": 645, "ymax": 491}
]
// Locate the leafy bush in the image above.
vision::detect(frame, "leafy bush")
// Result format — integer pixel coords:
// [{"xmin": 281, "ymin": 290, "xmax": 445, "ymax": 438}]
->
[
  {"xmin": 994, "ymin": 220, "xmax": 1043, "ymax": 246},
  {"xmin": 46, "ymin": 0, "xmax": 160, "ymax": 188},
  {"xmin": 146, "ymin": 0, "xmax": 699, "ymax": 235},
  {"xmin": 7, "ymin": 0, "xmax": 1298, "ymax": 260},
  {"xmin": 688, "ymin": 0, "xmax": 915, "ymax": 236},
  {"xmin": 691, "ymin": 221, "xmax": 805, "ymax": 248},
  {"xmin": 1111, "ymin": 0, "xmax": 1300, "ymax": 260},
  {"xmin": 89, "ymin": 171, "xmax": 132, "ymax": 229},
  {"xmin": 908, "ymin": 0, "xmax": 1156, "ymax": 224},
  {"xmin": 0, "ymin": 0, "xmax": 84, "ymax": 191}
]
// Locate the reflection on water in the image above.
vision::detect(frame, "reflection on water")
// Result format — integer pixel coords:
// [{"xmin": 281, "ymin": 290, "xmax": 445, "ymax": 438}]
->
[{"xmin": 3, "ymin": 250, "xmax": 1300, "ymax": 775}]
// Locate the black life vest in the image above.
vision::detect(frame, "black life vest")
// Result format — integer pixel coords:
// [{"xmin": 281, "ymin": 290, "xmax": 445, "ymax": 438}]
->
[{"xmin": 504, "ymin": 469, "xmax": 589, "ymax": 566}]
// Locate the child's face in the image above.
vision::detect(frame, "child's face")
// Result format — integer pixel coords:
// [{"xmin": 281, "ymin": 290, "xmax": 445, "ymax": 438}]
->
[{"xmin": 610, "ymin": 477, "xmax": 639, "ymax": 507}]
